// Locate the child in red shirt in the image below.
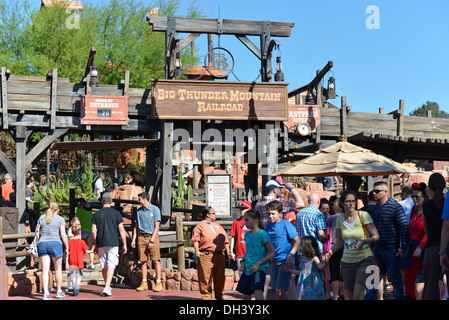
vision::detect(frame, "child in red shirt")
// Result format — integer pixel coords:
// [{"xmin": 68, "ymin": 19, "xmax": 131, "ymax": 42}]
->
[
  {"xmin": 67, "ymin": 224, "xmax": 94, "ymax": 296},
  {"xmin": 230, "ymin": 201, "xmax": 252, "ymax": 274}
]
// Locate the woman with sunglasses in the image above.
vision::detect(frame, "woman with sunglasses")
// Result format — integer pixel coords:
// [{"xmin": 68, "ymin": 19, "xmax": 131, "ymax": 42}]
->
[
  {"xmin": 404, "ymin": 183, "xmax": 428, "ymax": 300},
  {"xmin": 191, "ymin": 207, "xmax": 230, "ymax": 300},
  {"xmin": 323, "ymin": 190, "xmax": 379, "ymax": 300}
]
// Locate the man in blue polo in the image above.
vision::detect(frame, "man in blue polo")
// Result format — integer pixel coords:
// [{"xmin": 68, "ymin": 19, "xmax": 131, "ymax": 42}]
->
[
  {"xmin": 370, "ymin": 181, "xmax": 408, "ymax": 300},
  {"xmin": 131, "ymin": 192, "xmax": 163, "ymax": 292}
]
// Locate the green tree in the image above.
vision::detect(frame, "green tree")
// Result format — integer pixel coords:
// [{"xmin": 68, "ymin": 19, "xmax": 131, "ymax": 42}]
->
[
  {"xmin": 409, "ymin": 101, "xmax": 449, "ymax": 118},
  {"xmin": 0, "ymin": 0, "xmax": 203, "ymax": 86}
]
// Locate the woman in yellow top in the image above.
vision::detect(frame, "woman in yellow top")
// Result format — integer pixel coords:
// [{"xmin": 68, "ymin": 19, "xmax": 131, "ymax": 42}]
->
[{"xmin": 323, "ymin": 190, "xmax": 380, "ymax": 300}]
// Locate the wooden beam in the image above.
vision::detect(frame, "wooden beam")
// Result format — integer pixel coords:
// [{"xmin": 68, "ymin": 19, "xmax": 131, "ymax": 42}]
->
[
  {"xmin": 0, "ymin": 150, "xmax": 15, "ymax": 179},
  {"xmin": 235, "ymin": 35, "xmax": 261, "ymax": 59},
  {"xmin": 25, "ymin": 129, "xmax": 67, "ymax": 168},
  {"xmin": 148, "ymin": 16, "xmax": 294, "ymax": 37},
  {"xmin": 177, "ymin": 33, "xmax": 201, "ymax": 52}
]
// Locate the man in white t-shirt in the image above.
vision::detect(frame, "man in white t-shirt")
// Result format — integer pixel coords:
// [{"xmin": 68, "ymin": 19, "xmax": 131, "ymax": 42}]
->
[{"xmin": 94, "ymin": 172, "xmax": 105, "ymax": 197}]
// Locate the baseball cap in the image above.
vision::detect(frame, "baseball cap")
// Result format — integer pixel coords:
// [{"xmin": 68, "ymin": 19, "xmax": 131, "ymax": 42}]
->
[
  {"xmin": 238, "ymin": 200, "xmax": 251, "ymax": 209},
  {"xmin": 265, "ymin": 179, "xmax": 285, "ymax": 191}
]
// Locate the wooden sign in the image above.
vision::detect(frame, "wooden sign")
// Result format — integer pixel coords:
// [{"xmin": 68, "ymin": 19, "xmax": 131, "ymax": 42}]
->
[
  {"xmin": 81, "ymin": 95, "xmax": 129, "ymax": 125},
  {"xmin": 284, "ymin": 105, "xmax": 320, "ymax": 134},
  {"xmin": 151, "ymin": 79, "xmax": 288, "ymax": 121}
]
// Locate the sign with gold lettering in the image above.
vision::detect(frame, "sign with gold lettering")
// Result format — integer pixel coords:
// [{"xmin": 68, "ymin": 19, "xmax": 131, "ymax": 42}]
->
[
  {"xmin": 81, "ymin": 95, "xmax": 129, "ymax": 125},
  {"xmin": 151, "ymin": 80, "xmax": 288, "ymax": 121}
]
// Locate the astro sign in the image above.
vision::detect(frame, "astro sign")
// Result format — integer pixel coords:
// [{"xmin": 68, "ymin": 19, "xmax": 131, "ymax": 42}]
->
[
  {"xmin": 81, "ymin": 95, "xmax": 129, "ymax": 125},
  {"xmin": 151, "ymin": 79, "xmax": 288, "ymax": 121}
]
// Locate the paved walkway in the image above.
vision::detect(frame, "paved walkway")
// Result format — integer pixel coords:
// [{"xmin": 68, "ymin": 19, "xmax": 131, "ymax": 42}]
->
[
  {"xmin": 7, "ymin": 283, "xmax": 392, "ymax": 301},
  {"xmin": 6, "ymin": 284, "xmax": 247, "ymax": 301}
]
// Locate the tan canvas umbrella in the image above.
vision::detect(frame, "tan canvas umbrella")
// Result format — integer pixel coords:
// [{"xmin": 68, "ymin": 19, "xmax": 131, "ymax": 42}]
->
[{"xmin": 274, "ymin": 141, "xmax": 416, "ymax": 177}]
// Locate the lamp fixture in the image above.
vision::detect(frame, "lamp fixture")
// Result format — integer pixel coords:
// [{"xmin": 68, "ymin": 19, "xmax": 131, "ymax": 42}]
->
[
  {"xmin": 174, "ymin": 52, "xmax": 183, "ymax": 78},
  {"xmin": 274, "ymin": 56, "xmax": 284, "ymax": 82},
  {"xmin": 327, "ymin": 76, "xmax": 336, "ymax": 99},
  {"xmin": 89, "ymin": 65, "xmax": 99, "ymax": 87}
]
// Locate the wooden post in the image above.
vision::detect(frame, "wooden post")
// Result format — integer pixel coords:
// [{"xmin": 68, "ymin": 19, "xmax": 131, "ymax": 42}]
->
[
  {"xmin": 175, "ymin": 214, "xmax": 185, "ymax": 272},
  {"xmin": 397, "ymin": 100, "xmax": 405, "ymax": 137},
  {"xmin": 340, "ymin": 96, "xmax": 348, "ymax": 140},
  {"xmin": 15, "ymin": 126, "xmax": 27, "ymax": 269},
  {"xmin": 1, "ymin": 67, "xmax": 8, "ymax": 130},
  {"xmin": 160, "ymin": 120, "xmax": 174, "ymax": 226}
]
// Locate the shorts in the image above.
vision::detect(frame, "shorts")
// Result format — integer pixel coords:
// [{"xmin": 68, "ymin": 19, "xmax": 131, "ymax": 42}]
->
[
  {"xmin": 137, "ymin": 234, "xmax": 161, "ymax": 262},
  {"xmin": 38, "ymin": 241, "xmax": 63, "ymax": 258},
  {"xmin": 236, "ymin": 271, "xmax": 266, "ymax": 295},
  {"xmin": 98, "ymin": 246, "xmax": 119, "ymax": 269},
  {"xmin": 329, "ymin": 249, "xmax": 343, "ymax": 282},
  {"xmin": 341, "ymin": 256, "xmax": 376, "ymax": 290},
  {"xmin": 69, "ymin": 267, "xmax": 85, "ymax": 279},
  {"xmin": 271, "ymin": 260, "xmax": 291, "ymax": 291},
  {"xmin": 81, "ymin": 231, "xmax": 92, "ymax": 239}
]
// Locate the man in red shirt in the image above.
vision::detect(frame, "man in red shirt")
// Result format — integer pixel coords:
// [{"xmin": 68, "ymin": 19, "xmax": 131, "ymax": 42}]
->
[{"xmin": 230, "ymin": 200, "xmax": 251, "ymax": 274}]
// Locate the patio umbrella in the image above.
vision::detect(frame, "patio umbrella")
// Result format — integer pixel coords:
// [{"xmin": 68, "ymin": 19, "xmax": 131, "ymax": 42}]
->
[{"xmin": 273, "ymin": 141, "xmax": 416, "ymax": 178}]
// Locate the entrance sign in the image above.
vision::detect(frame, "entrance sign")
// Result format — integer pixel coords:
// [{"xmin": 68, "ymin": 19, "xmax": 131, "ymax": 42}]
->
[
  {"xmin": 81, "ymin": 95, "xmax": 129, "ymax": 125},
  {"xmin": 151, "ymin": 80, "xmax": 288, "ymax": 121},
  {"xmin": 205, "ymin": 174, "xmax": 232, "ymax": 217},
  {"xmin": 284, "ymin": 105, "xmax": 320, "ymax": 135}
]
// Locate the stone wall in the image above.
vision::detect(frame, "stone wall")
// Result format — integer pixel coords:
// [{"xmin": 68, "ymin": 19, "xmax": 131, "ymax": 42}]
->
[{"xmin": 119, "ymin": 253, "xmax": 240, "ymax": 292}]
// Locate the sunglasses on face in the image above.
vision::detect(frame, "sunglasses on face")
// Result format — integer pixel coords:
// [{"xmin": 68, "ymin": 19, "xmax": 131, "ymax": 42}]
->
[
  {"xmin": 373, "ymin": 189, "xmax": 386, "ymax": 194},
  {"xmin": 411, "ymin": 195, "xmax": 422, "ymax": 199}
]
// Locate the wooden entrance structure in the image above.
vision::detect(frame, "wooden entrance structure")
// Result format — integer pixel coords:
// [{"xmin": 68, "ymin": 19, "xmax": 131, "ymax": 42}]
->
[{"xmin": 147, "ymin": 16, "xmax": 295, "ymax": 223}]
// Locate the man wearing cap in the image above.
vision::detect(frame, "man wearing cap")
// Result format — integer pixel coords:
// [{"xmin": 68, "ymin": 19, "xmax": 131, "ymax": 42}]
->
[
  {"xmin": 255, "ymin": 179, "xmax": 305, "ymax": 228},
  {"xmin": 230, "ymin": 200, "xmax": 252, "ymax": 274}
]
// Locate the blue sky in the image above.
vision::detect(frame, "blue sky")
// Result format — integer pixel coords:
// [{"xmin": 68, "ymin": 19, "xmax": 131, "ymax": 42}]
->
[
  {"xmin": 179, "ymin": 0, "xmax": 449, "ymax": 115},
  {"xmin": 34, "ymin": 0, "xmax": 449, "ymax": 115}
]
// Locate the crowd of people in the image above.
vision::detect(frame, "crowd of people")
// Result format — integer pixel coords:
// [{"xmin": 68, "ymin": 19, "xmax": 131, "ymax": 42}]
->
[
  {"xmin": 199, "ymin": 173, "xmax": 449, "ymax": 300},
  {"xmin": 3, "ymin": 168, "xmax": 449, "ymax": 301}
]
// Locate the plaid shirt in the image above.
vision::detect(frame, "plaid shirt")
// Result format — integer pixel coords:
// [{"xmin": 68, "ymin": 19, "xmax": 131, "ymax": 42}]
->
[
  {"xmin": 295, "ymin": 205, "xmax": 327, "ymax": 253},
  {"xmin": 255, "ymin": 196, "xmax": 297, "ymax": 228}
]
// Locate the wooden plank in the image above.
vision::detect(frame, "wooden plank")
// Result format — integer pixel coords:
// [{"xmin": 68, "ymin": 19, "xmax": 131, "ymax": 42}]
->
[{"xmin": 148, "ymin": 16, "xmax": 294, "ymax": 37}]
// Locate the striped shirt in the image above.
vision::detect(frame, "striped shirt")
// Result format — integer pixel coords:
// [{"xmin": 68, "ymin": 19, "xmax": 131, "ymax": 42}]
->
[
  {"xmin": 255, "ymin": 196, "xmax": 296, "ymax": 228},
  {"xmin": 369, "ymin": 197, "xmax": 408, "ymax": 250}
]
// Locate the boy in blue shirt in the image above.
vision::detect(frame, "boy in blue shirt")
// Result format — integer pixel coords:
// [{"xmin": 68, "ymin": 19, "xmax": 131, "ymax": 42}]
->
[{"xmin": 265, "ymin": 200, "xmax": 300, "ymax": 300}]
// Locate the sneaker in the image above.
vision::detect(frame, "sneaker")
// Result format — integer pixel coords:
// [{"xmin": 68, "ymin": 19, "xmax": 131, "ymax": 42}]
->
[
  {"xmin": 87, "ymin": 264, "xmax": 95, "ymax": 270},
  {"xmin": 102, "ymin": 287, "xmax": 112, "ymax": 296},
  {"xmin": 136, "ymin": 281, "xmax": 148, "ymax": 291},
  {"xmin": 43, "ymin": 293, "xmax": 52, "ymax": 300},
  {"xmin": 73, "ymin": 284, "xmax": 79, "ymax": 296},
  {"xmin": 55, "ymin": 291, "xmax": 66, "ymax": 299},
  {"xmin": 154, "ymin": 281, "xmax": 163, "ymax": 292}
]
